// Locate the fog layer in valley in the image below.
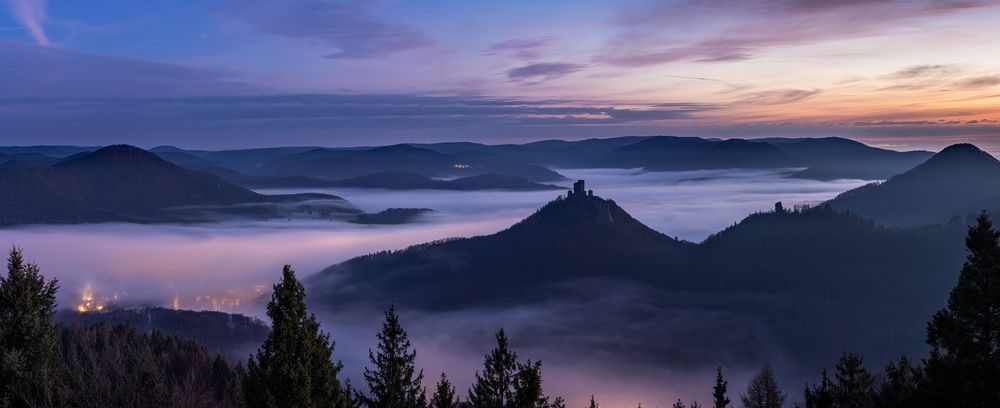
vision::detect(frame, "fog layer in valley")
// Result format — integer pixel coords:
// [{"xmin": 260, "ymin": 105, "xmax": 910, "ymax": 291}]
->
[{"xmin": 0, "ymin": 169, "xmax": 869, "ymax": 406}]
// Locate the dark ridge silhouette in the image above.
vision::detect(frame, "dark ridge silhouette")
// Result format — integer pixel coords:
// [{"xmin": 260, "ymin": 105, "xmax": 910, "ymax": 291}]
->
[
  {"xmin": 354, "ymin": 208, "xmax": 433, "ymax": 224},
  {"xmin": 780, "ymin": 137, "xmax": 932, "ymax": 180},
  {"xmin": 332, "ymin": 172, "xmax": 563, "ymax": 191},
  {"xmin": 249, "ymin": 144, "xmax": 566, "ymax": 182},
  {"xmin": 588, "ymin": 136, "xmax": 923, "ymax": 177},
  {"xmin": 309, "ymin": 184, "xmax": 966, "ymax": 369},
  {"xmin": 826, "ymin": 143, "xmax": 1000, "ymax": 226},
  {"xmin": 598, "ymin": 136, "xmax": 715, "ymax": 167},
  {"xmin": 311, "ymin": 181, "xmax": 689, "ymax": 308},
  {"xmin": 671, "ymin": 138, "xmax": 800, "ymax": 169},
  {"xmin": 201, "ymin": 168, "xmax": 565, "ymax": 191},
  {"xmin": 0, "ymin": 152, "xmax": 60, "ymax": 167},
  {"xmin": 140, "ymin": 136, "xmax": 928, "ymax": 184},
  {"xmin": 0, "ymin": 145, "xmax": 355, "ymax": 225},
  {"xmin": 55, "ymin": 307, "xmax": 269, "ymax": 361}
]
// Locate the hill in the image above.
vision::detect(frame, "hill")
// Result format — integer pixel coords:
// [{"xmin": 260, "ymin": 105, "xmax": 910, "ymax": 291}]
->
[
  {"xmin": 647, "ymin": 138, "xmax": 801, "ymax": 170},
  {"xmin": 779, "ymin": 137, "xmax": 932, "ymax": 180},
  {"xmin": 586, "ymin": 136, "xmax": 922, "ymax": 178},
  {"xmin": 310, "ymin": 181, "xmax": 689, "ymax": 308},
  {"xmin": 251, "ymin": 144, "xmax": 566, "ymax": 182},
  {"xmin": 826, "ymin": 143, "xmax": 1000, "ymax": 226},
  {"xmin": 331, "ymin": 171, "xmax": 564, "ymax": 191},
  {"xmin": 308, "ymin": 184, "xmax": 966, "ymax": 369},
  {"xmin": 56, "ymin": 307, "xmax": 269, "ymax": 361},
  {"xmin": 0, "ymin": 145, "xmax": 356, "ymax": 225},
  {"xmin": 197, "ymin": 168, "xmax": 564, "ymax": 191},
  {"xmin": 132, "ymin": 136, "xmax": 929, "ymax": 183}
]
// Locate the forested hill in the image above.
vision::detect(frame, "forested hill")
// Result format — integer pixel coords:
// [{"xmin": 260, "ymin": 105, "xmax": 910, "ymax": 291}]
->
[
  {"xmin": 0, "ymin": 144, "xmax": 354, "ymax": 225},
  {"xmin": 827, "ymin": 143, "xmax": 1000, "ymax": 227},
  {"xmin": 310, "ymin": 189, "xmax": 691, "ymax": 308},
  {"xmin": 56, "ymin": 307, "xmax": 269, "ymax": 361},
  {"xmin": 309, "ymin": 191, "xmax": 967, "ymax": 369}
]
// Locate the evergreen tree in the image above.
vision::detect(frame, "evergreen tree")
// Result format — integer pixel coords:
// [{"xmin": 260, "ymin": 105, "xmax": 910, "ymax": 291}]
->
[
  {"xmin": 513, "ymin": 360, "xmax": 553, "ymax": 408},
  {"xmin": 0, "ymin": 247, "xmax": 58, "ymax": 405},
  {"xmin": 245, "ymin": 265, "xmax": 347, "ymax": 408},
  {"xmin": 468, "ymin": 329, "xmax": 518, "ymax": 408},
  {"xmin": 513, "ymin": 360, "xmax": 542, "ymax": 408},
  {"xmin": 674, "ymin": 400, "xmax": 686, "ymax": 408},
  {"xmin": 803, "ymin": 370, "xmax": 834, "ymax": 408},
  {"xmin": 741, "ymin": 363, "xmax": 785, "ymax": 408},
  {"xmin": 831, "ymin": 353, "xmax": 873, "ymax": 408},
  {"xmin": 587, "ymin": 395, "xmax": 599, "ymax": 408},
  {"xmin": 345, "ymin": 380, "xmax": 364, "ymax": 408},
  {"xmin": 362, "ymin": 305, "xmax": 426, "ymax": 408},
  {"xmin": 431, "ymin": 373, "xmax": 458, "ymax": 408},
  {"xmin": 873, "ymin": 355, "xmax": 921, "ymax": 408},
  {"xmin": 925, "ymin": 212, "xmax": 1000, "ymax": 406},
  {"xmin": 713, "ymin": 366, "xmax": 731, "ymax": 408}
]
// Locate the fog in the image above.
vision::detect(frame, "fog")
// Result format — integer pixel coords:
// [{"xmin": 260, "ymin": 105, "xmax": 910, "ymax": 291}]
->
[{"xmin": 0, "ymin": 169, "xmax": 869, "ymax": 406}]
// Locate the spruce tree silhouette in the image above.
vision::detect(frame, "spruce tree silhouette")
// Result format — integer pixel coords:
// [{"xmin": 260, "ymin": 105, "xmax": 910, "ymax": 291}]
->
[
  {"xmin": 0, "ymin": 247, "xmax": 58, "ymax": 405},
  {"xmin": 924, "ymin": 212, "xmax": 1000, "ymax": 406},
  {"xmin": 431, "ymin": 373, "xmax": 457, "ymax": 408},
  {"xmin": 362, "ymin": 305, "xmax": 426, "ymax": 408},
  {"xmin": 741, "ymin": 363, "xmax": 785, "ymax": 408},
  {"xmin": 712, "ymin": 367, "xmax": 730, "ymax": 408},
  {"xmin": 245, "ymin": 265, "xmax": 347, "ymax": 408},
  {"xmin": 468, "ymin": 329, "xmax": 517, "ymax": 408}
]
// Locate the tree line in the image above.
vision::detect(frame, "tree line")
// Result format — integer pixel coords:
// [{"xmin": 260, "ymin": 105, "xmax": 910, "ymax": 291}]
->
[{"xmin": 2, "ymin": 213, "xmax": 999, "ymax": 407}]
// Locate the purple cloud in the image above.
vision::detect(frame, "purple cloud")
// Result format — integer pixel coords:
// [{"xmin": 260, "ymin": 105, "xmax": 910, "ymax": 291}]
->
[
  {"xmin": 228, "ymin": 0, "xmax": 433, "ymax": 59},
  {"xmin": 8, "ymin": 0, "xmax": 50, "ymax": 46},
  {"xmin": 0, "ymin": 94, "xmax": 716, "ymax": 146},
  {"xmin": 599, "ymin": 0, "xmax": 993, "ymax": 67},
  {"xmin": 0, "ymin": 41, "xmax": 256, "ymax": 97},
  {"xmin": 507, "ymin": 62, "xmax": 584, "ymax": 81},
  {"xmin": 736, "ymin": 89, "xmax": 821, "ymax": 105},
  {"xmin": 484, "ymin": 37, "xmax": 553, "ymax": 60}
]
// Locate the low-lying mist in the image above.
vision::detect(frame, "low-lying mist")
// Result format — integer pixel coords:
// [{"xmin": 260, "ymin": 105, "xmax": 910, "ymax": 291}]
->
[{"xmin": 0, "ymin": 168, "xmax": 870, "ymax": 406}]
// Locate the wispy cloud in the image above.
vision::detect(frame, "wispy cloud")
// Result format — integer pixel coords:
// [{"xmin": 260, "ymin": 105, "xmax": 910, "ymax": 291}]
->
[
  {"xmin": 8, "ymin": 0, "xmax": 50, "ymax": 46},
  {"xmin": 888, "ymin": 64, "xmax": 962, "ymax": 79},
  {"xmin": 599, "ymin": 0, "xmax": 992, "ymax": 67},
  {"xmin": 507, "ymin": 62, "xmax": 584, "ymax": 82},
  {"xmin": 227, "ymin": 0, "xmax": 433, "ymax": 59},
  {"xmin": 953, "ymin": 75, "xmax": 1000, "ymax": 89},
  {"xmin": 736, "ymin": 89, "xmax": 821, "ymax": 105},
  {"xmin": 0, "ymin": 41, "xmax": 256, "ymax": 97},
  {"xmin": 484, "ymin": 37, "xmax": 553, "ymax": 60}
]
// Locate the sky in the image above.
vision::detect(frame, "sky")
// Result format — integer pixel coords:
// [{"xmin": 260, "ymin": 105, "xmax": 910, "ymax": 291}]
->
[{"xmin": 2, "ymin": 0, "xmax": 1000, "ymax": 149}]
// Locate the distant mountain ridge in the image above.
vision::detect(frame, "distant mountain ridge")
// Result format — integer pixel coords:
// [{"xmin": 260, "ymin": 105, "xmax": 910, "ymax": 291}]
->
[
  {"xmin": 0, "ymin": 145, "xmax": 355, "ymax": 225},
  {"xmin": 827, "ymin": 143, "xmax": 1000, "ymax": 226},
  {"xmin": 109, "ymin": 136, "xmax": 933, "ymax": 185},
  {"xmin": 202, "ymin": 170, "xmax": 565, "ymax": 191}
]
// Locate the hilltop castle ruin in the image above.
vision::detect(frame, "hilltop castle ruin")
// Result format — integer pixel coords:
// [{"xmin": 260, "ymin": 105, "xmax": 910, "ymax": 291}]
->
[{"xmin": 567, "ymin": 179, "xmax": 593, "ymax": 198}]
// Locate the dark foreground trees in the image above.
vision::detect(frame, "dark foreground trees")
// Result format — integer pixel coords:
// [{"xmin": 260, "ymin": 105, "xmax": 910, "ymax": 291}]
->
[
  {"xmin": 741, "ymin": 363, "xmax": 785, "ymax": 408},
  {"xmin": 3, "ymin": 212, "xmax": 1000, "ymax": 407},
  {"xmin": 923, "ymin": 212, "xmax": 1000, "ymax": 406},
  {"xmin": 245, "ymin": 265, "xmax": 349, "ymax": 408},
  {"xmin": 713, "ymin": 367, "xmax": 730, "ymax": 408},
  {"xmin": 0, "ymin": 247, "xmax": 59, "ymax": 405},
  {"xmin": 467, "ymin": 329, "xmax": 565, "ymax": 408},
  {"xmin": 802, "ymin": 213, "xmax": 1000, "ymax": 408},
  {"xmin": 363, "ymin": 305, "xmax": 426, "ymax": 408},
  {"xmin": 0, "ymin": 248, "xmax": 243, "ymax": 407},
  {"xmin": 430, "ymin": 373, "xmax": 458, "ymax": 408}
]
